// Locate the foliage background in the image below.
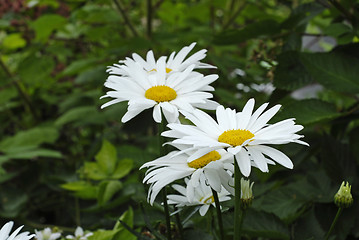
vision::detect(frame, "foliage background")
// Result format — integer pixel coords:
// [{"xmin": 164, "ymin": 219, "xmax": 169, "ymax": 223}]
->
[{"xmin": 1, "ymin": 0, "xmax": 359, "ymax": 239}]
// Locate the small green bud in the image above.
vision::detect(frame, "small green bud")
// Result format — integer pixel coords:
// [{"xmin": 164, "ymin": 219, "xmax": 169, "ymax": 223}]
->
[
  {"xmin": 334, "ymin": 181, "xmax": 353, "ymax": 208},
  {"xmin": 240, "ymin": 178, "xmax": 254, "ymax": 210}
]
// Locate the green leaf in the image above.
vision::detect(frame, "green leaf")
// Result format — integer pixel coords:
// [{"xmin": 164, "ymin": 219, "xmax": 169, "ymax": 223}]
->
[
  {"xmin": 243, "ymin": 209, "xmax": 290, "ymax": 239},
  {"xmin": 18, "ymin": 54, "xmax": 55, "ymax": 86},
  {"xmin": 112, "ymin": 158, "xmax": 133, "ymax": 179},
  {"xmin": 293, "ymin": 210, "xmax": 325, "ymax": 240},
  {"xmin": 300, "ymin": 52, "xmax": 359, "ymax": 93},
  {"xmin": 213, "ymin": 19, "xmax": 281, "ymax": 45},
  {"xmin": 84, "ymin": 162, "xmax": 108, "ymax": 181},
  {"xmin": 95, "ymin": 140, "xmax": 117, "ymax": 175},
  {"xmin": 88, "ymin": 230, "xmax": 119, "ymax": 240},
  {"xmin": 97, "ymin": 180, "xmax": 123, "ymax": 205},
  {"xmin": 2, "ymin": 33, "xmax": 26, "ymax": 50},
  {"xmin": 0, "ymin": 188, "xmax": 28, "ymax": 218},
  {"xmin": 5, "ymin": 148, "xmax": 62, "ymax": 159},
  {"xmin": 273, "ymin": 51, "xmax": 313, "ymax": 90},
  {"xmin": 113, "ymin": 207, "xmax": 137, "ymax": 240},
  {"xmin": 0, "ymin": 127, "xmax": 59, "ymax": 153},
  {"xmin": 55, "ymin": 106, "xmax": 98, "ymax": 126},
  {"xmin": 275, "ymin": 99, "xmax": 341, "ymax": 125},
  {"xmin": 59, "ymin": 58, "xmax": 99, "ymax": 77},
  {"xmin": 61, "ymin": 181, "xmax": 98, "ymax": 199},
  {"xmin": 31, "ymin": 14, "xmax": 67, "ymax": 42}
]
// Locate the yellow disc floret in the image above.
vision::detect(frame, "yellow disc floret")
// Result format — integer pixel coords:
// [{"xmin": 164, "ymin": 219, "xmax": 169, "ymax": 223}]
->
[
  {"xmin": 166, "ymin": 67, "xmax": 172, "ymax": 73},
  {"xmin": 145, "ymin": 85, "xmax": 177, "ymax": 102},
  {"xmin": 218, "ymin": 129, "xmax": 254, "ymax": 146},
  {"xmin": 188, "ymin": 151, "xmax": 221, "ymax": 169}
]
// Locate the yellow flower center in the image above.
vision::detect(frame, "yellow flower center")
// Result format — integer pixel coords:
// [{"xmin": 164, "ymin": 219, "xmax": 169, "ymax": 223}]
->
[
  {"xmin": 148, "ymin": 68, "xmax": 173, "ymax": 73},
  {"xmin": 145, "ymin": 85, "xmax": 177, "ymax": 102},
  {"xmin": 200, "ymin": 196, "xmax": 215, "ymax": 204},
  {"xmin": 218, "ymin": 129, "xmax": 254, "ymax": 146},
  {"xmin": 187, "ymin": 151, "xmax": 221, "ymax": 169}
]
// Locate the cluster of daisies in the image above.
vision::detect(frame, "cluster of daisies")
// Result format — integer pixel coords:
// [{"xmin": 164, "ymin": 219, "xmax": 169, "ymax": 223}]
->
[
  {"xmin": 101, "ymin": 43, "xmax": 307, "ymax": 215},
  {"xmin": 0, "ymin": 222, "xmax": 92, "ymax": 240}
]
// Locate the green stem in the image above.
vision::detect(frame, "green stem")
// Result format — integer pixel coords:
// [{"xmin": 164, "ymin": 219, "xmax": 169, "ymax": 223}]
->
[
  {"xmin": 212, "ymin": 189, "xmax": 224, "ymax": 240},
  {"xmin": 234, "ymin": 160, "xmax": 241, "ymax": 240},
  {"xmin": 325, "ymin": 207, "xmax": 343, "ymax": 240},
  {"xmin": 113, "ymin": 0, "xmax": 139, "ymax": 37},
  {"xmin": 174, "ymin": 206, "xmax": 184, "ymax": 240},
  {"xmin": 158, "ymin": 120, "xmax": 172, "ymax": 240},
  {"xmin": 146, "ymin": 0, "xmax": 152, "ymax": 38},
  {"xmin": 0, "ymin": 56, "xmax": 38, "ymax": 121}
]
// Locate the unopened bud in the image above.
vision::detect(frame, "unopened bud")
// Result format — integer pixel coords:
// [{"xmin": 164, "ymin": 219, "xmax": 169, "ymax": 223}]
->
[
  {"xmin": 240, "ymin": 178, "xmax": 254, "ymax": 210},
  {"xmin": 334, "ymin": 181, "xmax": 353, "ymax": 208}
]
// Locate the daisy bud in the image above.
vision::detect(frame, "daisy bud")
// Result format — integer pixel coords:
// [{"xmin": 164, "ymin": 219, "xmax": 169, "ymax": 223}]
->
[
  {"xmin": 334, "ymin": 181, "xmax": 353, "ymax": 208},
  {"xmin": 240, "ymin": 178, "xmax": 254, "ymax": 210}
]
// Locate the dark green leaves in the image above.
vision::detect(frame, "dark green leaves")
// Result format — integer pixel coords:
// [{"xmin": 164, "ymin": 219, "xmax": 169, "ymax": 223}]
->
[
  {"xmin": 275, "ymin": 46, "xmax": 359, "ymax": 93},
  {"xmin": 275, "ymin": 99, "xmax": 341, "ymax": 125},
  {"xmin": 31, "ymin": 14, "xmax": 67, "ymax": 42},
  {"xmin": 214, "ymin": 19, "xmax": 281, "ymax": 45}
]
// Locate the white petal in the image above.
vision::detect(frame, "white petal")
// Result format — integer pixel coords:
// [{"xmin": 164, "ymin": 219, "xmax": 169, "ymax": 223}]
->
[
  {"xmin": 259, "ymin": 145, "xmax": 293, "ymax": 169},
  {"xmin": 236, "ymin": 150, "xmax": 251, "ymax": 177}
]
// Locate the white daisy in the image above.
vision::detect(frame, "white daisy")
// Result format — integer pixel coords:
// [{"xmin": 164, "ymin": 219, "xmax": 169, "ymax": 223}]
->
[
  {"xmin": 162, "ymin": 98, "xmax": 308, "ymax": 177},
  {"xmin": 106, "ymin": 42, "xmax": 215, "ymax": 77},
  {"xmin": 34, "ymin": 228, "xmax": 61, "ymax": 240},
  {"xmin": 140, "ymin": 148, "xmax": 234, "ymax": 205},
  {"xmin": 0, "ymin": 221, "xmax": 34, "ymax": 240},
  {"xmin": 101, "ymin": 57, "xmax": 219, "ymax": 123},
  {"xmin": 66, "ymin": 227, "xmax": 93, "ymax": 240},
  {"xmin": 167, "ymin": 176, "xmax": 232, "ymax": 216}
]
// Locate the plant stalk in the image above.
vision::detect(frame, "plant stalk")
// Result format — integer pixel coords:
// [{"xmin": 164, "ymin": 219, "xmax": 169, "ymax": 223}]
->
[
  {"xmin": 325, "ymin": 207, "xmax": 343, "ymax": 240},
  {"xmin": 234, "ymin": 160, "xmax": 241, "ymax": 240},
  {"xmin": 158, "ymin": 119, "xmax": 172, "ymax": 240},
  {"xmin": 113, "ymin": 0, "xmax": 139, "ymax": 37},
  {"xmin": 212, "ymin": 189, "xmax": 224, "ymax": 240}
]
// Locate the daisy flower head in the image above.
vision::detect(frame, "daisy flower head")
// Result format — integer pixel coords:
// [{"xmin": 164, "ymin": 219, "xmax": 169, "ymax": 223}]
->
[
  {"xmin": 106, "ymin": 42, "xmax": 215, "ymax": 77},
  {"xmin": 140, "ymin": 147, "xmax": 234, "ymax": 205},
  {"xmin": 101, "ymin": 56, "xmax": 219, "ymax": 123},
  {"xmin": 167, "ymin": 176, "xmax": 232, "ymax": 216},
  {"xmin": 66, "ymin": 227, "xmax": 93, "ymax": 240},
  {"xmin": 0, "ymin": 221, "xmax": 34, "ymax": 240},
  {"xmin": 34, "ymin": 228, "xmax": 61, "ymax": 240},
  {"xmin": 163, "ymin": 98, "xmax": 308, "ymax": 177}
]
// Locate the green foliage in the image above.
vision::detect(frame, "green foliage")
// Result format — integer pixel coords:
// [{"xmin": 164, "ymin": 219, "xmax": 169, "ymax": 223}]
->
[{"xmin": 1, "ymin": 0, "xmax": 359, "ymax": 239}]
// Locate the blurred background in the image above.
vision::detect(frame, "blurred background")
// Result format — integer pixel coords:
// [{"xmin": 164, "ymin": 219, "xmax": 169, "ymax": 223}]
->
[{"xmin": 0, "ymin": 0, "xmax": 359, "ymax": 239}]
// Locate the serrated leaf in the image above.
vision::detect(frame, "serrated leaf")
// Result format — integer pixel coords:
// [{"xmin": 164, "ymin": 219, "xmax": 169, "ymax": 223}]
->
[
  {"xmin": 243, "ymin": 209, "xmax": 290, "ymax": 239},
  {"xmin": 275, "ymin": 99, "xmax": 341, "ymax": 125},
  {"xmin": 95, "ymin": 140, "xmax": 117, "ymax": 175},
  {"xmin": 300, "ymin": 52, "xmax": 359, "ymax": 93},
  {"xmin": 273, "ymin": 51, "xmax": 313, "ymax": 90},
  {"xmin": 31, "ymin": 14, "xmax": 67, "ymax": 42},
  {"xmin": 213, "ymin": 19, "xmax": 281, "ymax": 45},
  {"xmin": 97, "ymin": 180, "xmax": 122, "ymax": 205},
  {"xmin": 112, "ymin": 158, "xmax": 133, "ymax": 179}
]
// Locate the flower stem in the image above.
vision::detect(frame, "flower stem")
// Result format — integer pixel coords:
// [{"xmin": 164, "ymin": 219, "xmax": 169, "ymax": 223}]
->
[
  {"xmin": 212, "ymin": 189, "xmax": 224, "ymax": 240},
  {"xmin": 234, "ymin": 160, "xmax": 241, "ymax": 240},
  {"xmin": 174, "ymin": 206, "xmax": 184, "ymax": 240},
  {"xmin": 325, "ymin": 207, "xmax": 343, "ymax": 240},
  {"xmin": 158, "ymin": 120, "xmax": 172, "ymax": 240}
]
